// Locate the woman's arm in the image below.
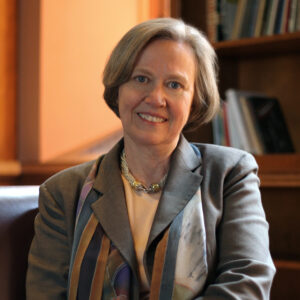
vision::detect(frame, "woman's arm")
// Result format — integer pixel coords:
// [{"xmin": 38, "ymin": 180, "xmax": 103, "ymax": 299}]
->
[
  {"xmin": 198, "ymin": 152, "xmax": 276, "ymax": 299},
  {"xmin": 26, "ymin": 161, "xmax": 94, "ymax": 299},
  {"xmin": 26, "ymin": 184, "xmax": 70, "ymax": 300}
]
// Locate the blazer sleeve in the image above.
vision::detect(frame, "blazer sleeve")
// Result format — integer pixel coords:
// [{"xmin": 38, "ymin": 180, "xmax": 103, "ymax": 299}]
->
[
  {"xmin": 26, "ymin": 184, "xmax": 70, "ymax": 300},
  {"xmin": 197, "ymin": 152, "xmax": 276, "ymax": 300}
]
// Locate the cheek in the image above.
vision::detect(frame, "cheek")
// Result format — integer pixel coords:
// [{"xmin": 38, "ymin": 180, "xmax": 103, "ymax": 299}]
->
[
  {"xmin": 118, "ymin": 88, "xmax": 131, "ymax": 114},
  {"xmin": 119, "ymin": 84, "xmax": 142, "ymax": 109},
  {"xmin": 180, "ymin": 95, "xmax": 194, "ymax": 120},
  {"xmin": 171, "ymin": 103, "xmax": 190, "ymax": 126},
  {"xmin": 175, "ymin": 100, "xmax": 193, "ymax": 129},
  {"xmin": 185, "ymin": 90, "xmax": 194, "ymax": 115}
]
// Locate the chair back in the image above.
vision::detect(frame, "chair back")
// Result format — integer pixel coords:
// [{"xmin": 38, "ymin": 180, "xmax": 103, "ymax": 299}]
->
[{"xmin": 0, "ymin": 186, "xmax": 39, "ymax": 300}]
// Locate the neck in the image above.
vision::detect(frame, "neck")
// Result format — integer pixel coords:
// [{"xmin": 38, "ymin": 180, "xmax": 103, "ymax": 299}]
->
[{"xmin": 123, "ymin": 136, "xmax": 180, "ymax": 187}]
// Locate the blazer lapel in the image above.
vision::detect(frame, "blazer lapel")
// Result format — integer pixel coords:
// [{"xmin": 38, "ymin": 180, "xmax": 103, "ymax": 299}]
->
[
  {"xmin": 147, "ymin": 135, "xmax": 203, "ymax": 249},
  {"xmin": 91, "ymin": 140, "xmax": 138, "ymax": 276},
  {"xmin": 89, "ymin": 136, "xmax": 203, "ymax": 286}
]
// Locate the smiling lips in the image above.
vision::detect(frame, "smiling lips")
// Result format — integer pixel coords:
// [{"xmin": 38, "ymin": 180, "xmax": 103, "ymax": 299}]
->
[{"xmin": 137, "ymin": 112, "xmax": 167, "ymax": 123}]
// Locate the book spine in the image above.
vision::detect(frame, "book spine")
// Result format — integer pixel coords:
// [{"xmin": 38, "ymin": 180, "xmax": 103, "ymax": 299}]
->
[
  {"xmin": 288, "ymin": 0, "xmax": 298, "ymax": 32},
  {"xmin": 249, "ymin": 0, "xmax": 262, "ymax": 37},
  {"xmin": 226, "ymin": 89, "xmax": 252, "ymax": 151},
  {"xmin": 220, "ymin": 0, "xmax": 239, "ymax": 41},
  {"xmin": 239, "ymin": 96, "xmax": 265, "ymax": 154},
  {"xmin": 262, "ymin": 0, "xmax": 274, "ymax": 35},
  {"xmin": 281, "ymin": 0, "xmax": 291, "ymax": 33},
  {"xmin": 240, "ymin": 0, "xmax": 260, "ymax": 38},
  {"xmin": 274, "ymin": 0, "xmax": 285, "ymax": 34},
  {"xmin": 206, "ymin": 0, "xmax": 218, "ymax": 42},
  {"xmin": 212, "ymin": 105, "xmax": 224, "ymax": 145},
  {"xmin": 231, "ymin": 0, "xmax": 247, "ymax": 39},
  {"xmin": 247, "ymin": 96, "xmax": 294, "ymax": 153},
  {"xmin": 296, "ymin": 0, "xmax": 300, "ymax": 30},
  {"xmin": 266, "ymin": 0, "xmax": 280, "ymax": 35},
  {"xmin": 254, "ymin": 0, "xmax": 267, "ymax": 37}
]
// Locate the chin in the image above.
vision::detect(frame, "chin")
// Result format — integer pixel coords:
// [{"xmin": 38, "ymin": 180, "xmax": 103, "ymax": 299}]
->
[
  {"xmin": 132, "ymin": 131, "xmax": 179, "ymax": 148},
  {"xmin": 136, "ymin": 136, "xmax": 164, "ymax": 146}
]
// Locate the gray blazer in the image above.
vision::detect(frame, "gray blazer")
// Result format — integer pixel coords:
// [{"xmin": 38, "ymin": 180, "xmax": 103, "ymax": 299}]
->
[{"xmin": 26, "ymin": 136, "xmax": 275, "ymax": 299}]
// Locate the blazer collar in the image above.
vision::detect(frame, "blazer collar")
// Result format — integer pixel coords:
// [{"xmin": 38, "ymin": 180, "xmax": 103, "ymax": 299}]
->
[
  {"xmin": 90, "ymin": 135, "xmax": 203, "ymax": 274},
  {"xmin": 147, "ymin": 135, "xmax": 203, "ymax": 248},
  {"xmin": 91, "ymin": 139, "xmax": 139, "ymax": 275}
]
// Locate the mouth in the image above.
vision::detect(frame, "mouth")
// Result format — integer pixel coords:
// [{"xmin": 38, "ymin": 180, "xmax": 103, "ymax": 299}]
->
[{"xmin": 137, "ymin": 113, "xmax": 167, "ymax": 123}]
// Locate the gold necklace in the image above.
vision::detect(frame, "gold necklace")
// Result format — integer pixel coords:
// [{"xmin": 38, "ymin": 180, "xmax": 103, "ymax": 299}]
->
[{"xmin": 120, "ymin": 149, "xmax": 167, "ymax": 193}]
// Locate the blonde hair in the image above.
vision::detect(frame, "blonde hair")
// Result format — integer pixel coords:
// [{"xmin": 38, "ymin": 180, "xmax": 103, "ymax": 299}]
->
[{"xmin": 103, "ymin": 18, "xmax": 219, "ymax": 131}]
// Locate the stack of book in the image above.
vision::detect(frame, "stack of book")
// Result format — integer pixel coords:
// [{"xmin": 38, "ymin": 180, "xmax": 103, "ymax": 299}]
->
[
  {"xmin": 209, "ymin": 0, "xmax": 300, "ymax": 42},
  {"xmin": 212, "ymin": 89, "xmax": 295, "ymax": 154}
]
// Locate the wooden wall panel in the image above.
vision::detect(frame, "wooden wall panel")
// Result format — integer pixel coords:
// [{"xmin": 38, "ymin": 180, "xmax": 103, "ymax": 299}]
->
[
  {"xmin": 261, "ymin": 187, "xmax": 300, "ymax": 260},
  {"xmin": 0, "ymin": 0, "xmax": 17, "ymax": 160},
  {"xmin": 150, "ymin": 0, "xmax": 171, "ymax": 18},
  {"xmin": 18, "ymin": 0, "xmax": 40, "ymax": 162}
]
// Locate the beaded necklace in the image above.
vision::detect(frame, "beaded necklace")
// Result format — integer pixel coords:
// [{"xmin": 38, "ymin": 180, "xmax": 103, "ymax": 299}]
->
[{"xmin": 120, "ymin": 149, "xmax": 167, "ymax": 193}]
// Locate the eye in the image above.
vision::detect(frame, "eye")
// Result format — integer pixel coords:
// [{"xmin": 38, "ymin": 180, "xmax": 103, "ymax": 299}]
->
[
  {"xmin": 168, "ymin": 81, "xmax": 182, "ymax": 89},
  {"xmin": 134, "ymin": 75, "xmax": 148, "ymax": 83}
]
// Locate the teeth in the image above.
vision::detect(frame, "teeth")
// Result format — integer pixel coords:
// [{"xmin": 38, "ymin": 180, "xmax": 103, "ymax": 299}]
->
[{"xmin": 138, "ymin": 113, "xmax": 165, "ymax": 123}]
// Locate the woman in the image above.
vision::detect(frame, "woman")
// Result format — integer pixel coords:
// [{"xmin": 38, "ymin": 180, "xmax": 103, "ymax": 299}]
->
[{"xmin": 26, "ymin": 18, "xmax": 275, "ymax": 299}]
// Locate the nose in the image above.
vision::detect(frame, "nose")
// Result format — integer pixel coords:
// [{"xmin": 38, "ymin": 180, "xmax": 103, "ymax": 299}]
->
[{"xmin": 144, "ymin": 83, "xmax": 166, "ymax": 107}]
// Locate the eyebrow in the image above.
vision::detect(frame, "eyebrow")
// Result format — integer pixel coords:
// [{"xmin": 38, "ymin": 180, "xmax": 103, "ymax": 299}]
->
[
  {"xmin": 132, "ymin": 67, "xmax": 190, "ymax": 85},
  {"xmin": 131, "ymin": 68, "xmax": 153, "ymax": 77}
]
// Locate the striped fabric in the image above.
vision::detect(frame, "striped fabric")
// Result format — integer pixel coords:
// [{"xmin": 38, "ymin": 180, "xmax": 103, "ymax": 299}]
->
[
  {"xmin": 68, "ymin": 160, "xmax": 207, "ymax": 299},
  {"xmin": 69, "ymin": 214, "xmax": 109, "ymax": 300}
]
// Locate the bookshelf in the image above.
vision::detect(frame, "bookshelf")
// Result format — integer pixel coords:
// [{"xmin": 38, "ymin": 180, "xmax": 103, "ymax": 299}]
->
[
  {"xmin": 186, "ymin": 32, "xmax": 300, "ymax": 188},
  {"xmin": 213, "ymin": 31, "xmax": 300, "ymax": 56},
  {"xmin": 172, "ymin": 0, "xmax": 300, "ymax": 299}
]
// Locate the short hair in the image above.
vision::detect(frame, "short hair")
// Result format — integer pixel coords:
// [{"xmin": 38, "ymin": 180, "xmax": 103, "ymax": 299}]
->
[{"xmin": 103, "ymin": 18, "xmax": 219, "ymax": 131}]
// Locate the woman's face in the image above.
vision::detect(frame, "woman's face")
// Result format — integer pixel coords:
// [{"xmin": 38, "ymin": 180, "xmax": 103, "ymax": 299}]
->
[{"xmin": 118, "ymin": 39, "xmax": 195, "ymax": 149}]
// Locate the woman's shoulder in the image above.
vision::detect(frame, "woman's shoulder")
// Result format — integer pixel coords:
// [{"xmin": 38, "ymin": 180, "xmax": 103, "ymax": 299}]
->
[
  {"xmin": 192, "ymin": 143, "xmax": 258, "ymax": 171},
  {"xmin": 40, "ymin": 158, "xmax": 101, "ymax": 200},
  {"xmin": 45, "ymin": 159, "xmax": 95, "ymax": 184}
]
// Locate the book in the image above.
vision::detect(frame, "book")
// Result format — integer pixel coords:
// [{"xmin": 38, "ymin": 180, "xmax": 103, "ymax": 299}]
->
[
  {"xmin": 231, "ymin": 0, "xmax": 247, "ymax": 39},
  {"xmin": 296, "ymin": 0, "xmax": 300, "ymax": 30},
  {"xmin": 280, "ymin": 0, "xmax": 291, "ymax": 33},
  {"xmin": 245, "ymin": 95, "xmax": 294, "ymax": 153},
  {"xmin": 240, "ymin": 0, "xmax": 261, "ymax": 38},
  {"xmin": 274, "ymin": 0, "xmax": 285, "ymax": 34},
  {"xmin": 212, "ymin": 101, "xmax": 230, "ymax": 146},
  {"xmin": 219, "ymin": 0, "xmax": 239, "ymax": 41},
  {"xmin": 217, "ymin": 0, "xmax": 224, "ymax": 41},
  {"xmin": 254, "ymin": 0, "xmax": 267, "ymax": 37},
  {"xmin": 261, "ymin": 0, "xmax": 273, "ymax": 35},
  {"xmin": 225, "ymin": 89, "xmax": 253, "ymax": 151},
  {"xmin": 265, "ymin": 0, "xmax": 280, "ymax": 35},
  {"xmin": 218, "ymin": 0, "xmax": 299, "ymax": 39},
  {"xmin": 206, "ymin": 0, "xmax": 218, "ymax": 42},
  {"xmin": 288, "ymin": 0, "xmax": 299, "ymax": 32},
  {"xmin": 216, "ymin": 0, "xmax": 238, "ymax": 41},
  {"xmin": 225, "ymin": 89, "xmax": 267, "ymax": 154},
  {"xmin": 220, "ymin": 89, "xmax": 295, "ymax": 154},
  {"xmin": 239, "ymin": 96, "xmax": 265, "ymax": 154},
  {"xmin": 212, "ymin": 103, "xmax": 225, "ymax": 146}
]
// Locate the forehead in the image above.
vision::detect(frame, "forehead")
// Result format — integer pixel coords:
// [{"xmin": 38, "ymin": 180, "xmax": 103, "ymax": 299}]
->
[{"xmin": 133, "ymin": 39, "xmax": 196, "ymax": 74}]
